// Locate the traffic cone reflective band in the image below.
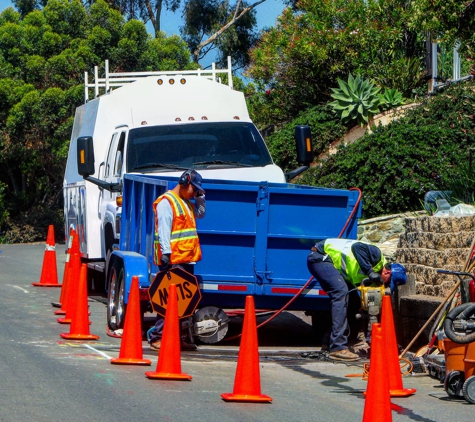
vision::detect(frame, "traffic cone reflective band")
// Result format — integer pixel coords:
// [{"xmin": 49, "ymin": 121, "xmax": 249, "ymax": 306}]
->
[
  {"xmin": 221, "ymin": 295, "xmax": 272, "ymax": 403},
  {"xmin": 111, "ymin": 276, "xmax": 151, "ymax": 366},
  {"xmin": 362, "ymin": 323, "xmax": 392, "ymax": 422},
  {"xmin": 56, "ymin": 250, "xmax": 81, "ymax": 324},
  {"xmin": 32, "ymin": 225, "xmax": 61, "ymax": 287},
  {"xmin": 381, "ymin": 295, "xmax": 416, "ymax": 397},
  {"xmin": 145, "ymin": 283, "xmax": 192, "ymax": 380},
  {"xmin": 60, "ymin": 263, "xmax": 99, "ymax": 340},
  {"xmin": 54, "ymin": 230, "xmax": 77, "ymax": 314}
]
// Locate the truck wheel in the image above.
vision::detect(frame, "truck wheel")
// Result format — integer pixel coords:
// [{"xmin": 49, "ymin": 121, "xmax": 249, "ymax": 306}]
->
[
  {"xmin": 107, "ymin": 260, "xmax": 126, "ymax": 331},
  {"xmin": 444, "ymin": 370, "xmax": 464, "ymax": 398},
  {"xmin": 462, "ymin": 375, "xmax": 475, "ymax": 404}
]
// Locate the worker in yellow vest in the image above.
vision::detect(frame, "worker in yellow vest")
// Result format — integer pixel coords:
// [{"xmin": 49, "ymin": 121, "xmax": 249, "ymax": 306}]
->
[
  {"xmin": 307, "ymin": 238, "xmax": 406, "ymax": 361},
  {"xmin": 149, "ymin": 169, "xmax": 206, "ymax": 351}
]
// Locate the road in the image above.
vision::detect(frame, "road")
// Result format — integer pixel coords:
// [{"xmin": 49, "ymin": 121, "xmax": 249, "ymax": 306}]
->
[{"xmin": 0, "ymin": 243, "xmax": 473, "ymax": 421}]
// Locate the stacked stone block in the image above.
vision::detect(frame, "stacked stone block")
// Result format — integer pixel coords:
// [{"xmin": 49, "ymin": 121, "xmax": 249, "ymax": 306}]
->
[{"xmin": 396, "ymin": 215, "xmax": 475, "ymax": 297}]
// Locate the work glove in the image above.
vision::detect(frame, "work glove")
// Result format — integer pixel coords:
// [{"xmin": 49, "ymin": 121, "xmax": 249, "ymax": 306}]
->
[
  {"xmin": 368, "ymin": 271, "xmax": 381, "ymax": 284},
  {"xmin": 160, "ymin": 253, "xmax": 171, "ymax": 272}
]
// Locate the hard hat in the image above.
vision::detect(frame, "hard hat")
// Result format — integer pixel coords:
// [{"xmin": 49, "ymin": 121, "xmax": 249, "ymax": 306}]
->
[{"xmin": 390, "ymin": 263, "xmax": 407, "ymax": 293}]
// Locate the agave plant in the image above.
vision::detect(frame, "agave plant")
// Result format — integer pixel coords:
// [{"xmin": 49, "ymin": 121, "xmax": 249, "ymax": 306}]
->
[
  {"xmin": 379, "ymin": 88, "xmax": 405, "ymax": 111},
  {"xmin": 330, "ymin": 74, "xmax": 381, "ymax": 126}
]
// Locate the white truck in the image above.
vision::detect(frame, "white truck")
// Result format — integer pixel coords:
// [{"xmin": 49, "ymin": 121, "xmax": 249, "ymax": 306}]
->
[
  {"xmin": 64, "ymin": 58, "xmax": 360, "ymax": 338},
  {"xmin": 64, "ymin": 58, "xmax": 305, "ymax": 262}
]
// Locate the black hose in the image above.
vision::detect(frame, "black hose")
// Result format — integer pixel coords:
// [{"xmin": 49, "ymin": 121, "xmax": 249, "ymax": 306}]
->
[{"xmin": 443, "ymin": 302, "xmax": 475, "ymax": 344}]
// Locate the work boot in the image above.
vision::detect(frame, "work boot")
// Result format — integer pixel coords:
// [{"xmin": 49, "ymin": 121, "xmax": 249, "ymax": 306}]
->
[
  {"xmin": 328, "ymin": 348, "xmax": 359, "ymax": 361},
  {"xmin": 181, "ymin": 340, "xmax": 197, "ymax": 351},
  {"xmin": 149, "ymin": 340, "xmax": 161, "ymax": 351}
]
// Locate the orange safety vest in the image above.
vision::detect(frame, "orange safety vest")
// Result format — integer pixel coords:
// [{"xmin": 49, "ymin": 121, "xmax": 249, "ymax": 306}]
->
[{"xmin": 153, "ymin": 191, "xmax": 202, "ymax": 266}]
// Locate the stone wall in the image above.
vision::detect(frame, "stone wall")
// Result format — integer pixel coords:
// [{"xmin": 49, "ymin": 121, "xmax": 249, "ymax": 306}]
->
[
  {"xmin": 358, "ymin": 213, "xmax": 475, "ymax": 349},
  {"xmin": 396, "ymin": 215, "xmax": 475, "ymax": 296},
  {"xmin": 358, "ymin": 213, "xmax": 475, "ymax": 297}
]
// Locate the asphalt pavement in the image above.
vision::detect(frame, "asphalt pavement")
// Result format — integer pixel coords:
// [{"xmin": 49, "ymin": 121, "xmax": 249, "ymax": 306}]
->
[{"xmin": 0, "ymin": 243, "xmax": 474, "ymax": 421}]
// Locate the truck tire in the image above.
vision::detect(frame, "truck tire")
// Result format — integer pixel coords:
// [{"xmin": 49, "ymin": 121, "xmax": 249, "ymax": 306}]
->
[{"xmin": 107, "ymin": 259, "xmax": 126, "ymax": 331}]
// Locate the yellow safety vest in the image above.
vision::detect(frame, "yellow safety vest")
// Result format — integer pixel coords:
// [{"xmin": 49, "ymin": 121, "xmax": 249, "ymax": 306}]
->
[
  {"xmin": 323, "ymin": 239, "xmax": 386, "ymax": 285},
  {"xmin": 153, "ymin": 191, "xmax": 202, "ymax": 266}
]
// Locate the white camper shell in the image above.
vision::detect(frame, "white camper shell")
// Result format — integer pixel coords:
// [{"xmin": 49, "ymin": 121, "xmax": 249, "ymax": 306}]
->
[{"xmin": 63, "ymin": 58, "xmax": 285, "ymax": 261}]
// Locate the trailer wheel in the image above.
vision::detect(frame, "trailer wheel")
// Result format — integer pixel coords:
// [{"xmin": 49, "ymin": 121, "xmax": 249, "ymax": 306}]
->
[
  {"xmin": 444, "ymin": 370, "xmax": 464, "ymax": 398},
  {"xmin": 107, "ymin": 260, "xmax": 126, "ymax": 331},
  {"xmin": 462, "ymin": 375, "xmax": 475, "ymax": 404}
]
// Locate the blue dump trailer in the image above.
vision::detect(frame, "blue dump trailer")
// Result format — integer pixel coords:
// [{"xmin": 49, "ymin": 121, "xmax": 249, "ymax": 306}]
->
[{"xmin": 106, "ymin": 173, "xmax": 362, "ymax": 342}]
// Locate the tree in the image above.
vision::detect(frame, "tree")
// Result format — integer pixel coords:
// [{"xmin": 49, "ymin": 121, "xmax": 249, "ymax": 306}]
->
[
  {"xmin": 181, "ymin": 0, "xmax": 260, "ymax": 67},
  {"xmin": 409, "ymin": 0, "xmax": 475, "ymax": 52},
  {"xmin": 246, "ymin": 0, "xmax": 427, "ymax": 126},
  {"xmin": 0, "ymin": 0, "xmax": 194, "ymax": 241}
]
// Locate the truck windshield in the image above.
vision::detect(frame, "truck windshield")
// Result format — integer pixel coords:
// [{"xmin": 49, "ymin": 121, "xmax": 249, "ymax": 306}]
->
[{"xmin": 127, "ymin": 122, "xmax": 273, "ymax": 172}]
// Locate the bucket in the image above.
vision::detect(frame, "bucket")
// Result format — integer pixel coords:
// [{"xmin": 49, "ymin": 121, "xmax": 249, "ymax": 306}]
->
[
  {"xmin": 443, "ymin": 339, "xmax": 467, "ymax": 376},
  {"xmin": 463, "ymin": 341, "xmax": 475, "ymax": 378}
]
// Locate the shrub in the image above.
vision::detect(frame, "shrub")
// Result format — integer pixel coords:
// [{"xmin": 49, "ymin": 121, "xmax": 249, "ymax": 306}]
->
[{"xmin": 298, "ymin": 79, "xmax": 475, "ymax": 218}]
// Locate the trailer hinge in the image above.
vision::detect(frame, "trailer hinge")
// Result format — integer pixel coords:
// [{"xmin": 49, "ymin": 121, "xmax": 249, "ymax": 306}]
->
[
  {"xmin": 253, "ymin": 257, "xmax": 273, "ymax": 284},
  {"xmin": 256, "ymin": 183, "xmax": 268, "ymax": 213}
]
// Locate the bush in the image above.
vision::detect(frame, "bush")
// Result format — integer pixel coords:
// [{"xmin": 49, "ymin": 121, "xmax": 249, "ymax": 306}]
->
[{"xmin": 297, "ymin": 79, "xmax": 475, "ymax": 218}]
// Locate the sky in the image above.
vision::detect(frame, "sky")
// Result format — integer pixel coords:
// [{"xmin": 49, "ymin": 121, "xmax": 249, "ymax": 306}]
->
[{"xmin": 0, "ymin": 0, "xmax": 285, "ymax": 37}]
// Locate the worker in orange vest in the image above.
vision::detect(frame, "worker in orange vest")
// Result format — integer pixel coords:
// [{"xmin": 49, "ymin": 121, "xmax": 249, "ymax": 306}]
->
[{"xmin": 149, "ymin": 169, "xmax": 206, "ymax": 351}]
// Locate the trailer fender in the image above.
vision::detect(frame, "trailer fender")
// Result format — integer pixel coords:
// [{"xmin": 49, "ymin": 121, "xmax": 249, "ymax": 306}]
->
[{"xmin": 108, "ymin": 251, "xmax": 148, "ymax": 304}]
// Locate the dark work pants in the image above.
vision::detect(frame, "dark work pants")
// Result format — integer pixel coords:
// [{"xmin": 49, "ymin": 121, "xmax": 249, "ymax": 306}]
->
[
  {"xmin": 149, "ymin": 263, "xmax": 194, "ymax": 343},
  {"xmin": 307, "ymin": 251, "xmax": 358, "ymax": 352}
]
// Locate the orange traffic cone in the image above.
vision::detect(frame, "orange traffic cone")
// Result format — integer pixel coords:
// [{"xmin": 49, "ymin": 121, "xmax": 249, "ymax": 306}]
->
[
  {"xmin": 32, "ymin": 225, "xmax": 61, "ymax": 287},
  {"xmin": 56, "ymin": 250, "xmax": 81, "ymax": 323},
  {"xmin": 54, "ymin": 231, "xmax": 78, "ymax": 314},
  {"xmin": 111, "ymin": 276, "xmax": 151, "ymax": 366},
  {"xmin": 221, "ymin": 295, "xmax": 272, "ymax": 403},
  {"xmin": 362, "ymin": 323, "xmax": 392, "ymax": 422},
  {"xmin": 381, "ymin": 295, "xmax": 416, "ymax": 397},
  {"xmin": 145, "ymin": 284, "xmax": 192, "ymax": 380},
  {"xmin": 60, "ymin": 263, "xmax": 99, "ymax": 340}
]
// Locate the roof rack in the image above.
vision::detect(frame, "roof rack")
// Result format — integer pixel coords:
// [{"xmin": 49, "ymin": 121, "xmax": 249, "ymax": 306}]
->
[{"xmin": 84, "ymin": 56, "xmax": 233, "ymax": 102}]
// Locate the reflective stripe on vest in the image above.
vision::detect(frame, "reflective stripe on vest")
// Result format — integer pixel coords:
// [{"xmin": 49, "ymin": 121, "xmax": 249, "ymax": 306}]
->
[
  {"xmin": 323, "ymin": 239, "xmax": 385, "ymax": 285},
  {"xmin": 153, "ymin": 191, "xmax": 201, "ymax": 266}
]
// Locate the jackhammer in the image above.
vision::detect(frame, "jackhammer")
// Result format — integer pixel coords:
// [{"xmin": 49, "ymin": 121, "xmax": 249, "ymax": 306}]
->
[{"xmin": 352, "ymin": 278, "xmax": 388, "ymax": 355}]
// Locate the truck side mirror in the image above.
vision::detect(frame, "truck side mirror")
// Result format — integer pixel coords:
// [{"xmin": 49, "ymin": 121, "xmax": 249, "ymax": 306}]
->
[
  {"xmin": 294, "ymin": 125, "xmax": 314, "ymax": 166},
  {"xmin": 77, "ymin": 136, "xmax": 95, "ymax": 177}
]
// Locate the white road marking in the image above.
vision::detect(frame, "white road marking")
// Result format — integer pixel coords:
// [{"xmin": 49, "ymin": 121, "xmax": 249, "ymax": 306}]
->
[
  {"xmin": 83, "ymin": 343, "xmax": 113, "ymax": 360},
  {"xmin": 7, "ymin": 284, "xmax": 29, "ymax": 293}
]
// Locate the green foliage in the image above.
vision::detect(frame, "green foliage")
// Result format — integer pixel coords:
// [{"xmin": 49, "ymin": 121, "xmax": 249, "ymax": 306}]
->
[
  {"xmin": 371, "ymin": 57, "xmax": 426, "ymax": 98},
  {"xmin": 247, "ymin": 0, "xmax": 427, "ymax": 125},
  {"xmin": 0, "ymin": 0, "xmax": 194, "ymax": 242},
  {"xmin": 379, "ymin": 88, "xmax": 404, "ymax": 111},
  {"xmin": 265, "ymin": 104, "xmax": 346, "ymax": 173},
  {"xmin": 329, "ymin": 74, "xmax": 381, "ymax": 126},
  {"xmin": 298, "ymin": 79, "xmax": 475, "ymax": 219},
  {"xmin": 409, "ymin": 0, "xmax": 475, "ymax": 54}
]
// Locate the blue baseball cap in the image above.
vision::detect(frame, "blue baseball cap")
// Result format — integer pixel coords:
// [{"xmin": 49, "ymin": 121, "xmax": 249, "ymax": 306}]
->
[
  {"xmin": 390, "ymin": 263, "xmax": 407, "ymax": 293},
  {"xmin": 189, "ymin": 170, "xmax": 205, "ymax": 194}
]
